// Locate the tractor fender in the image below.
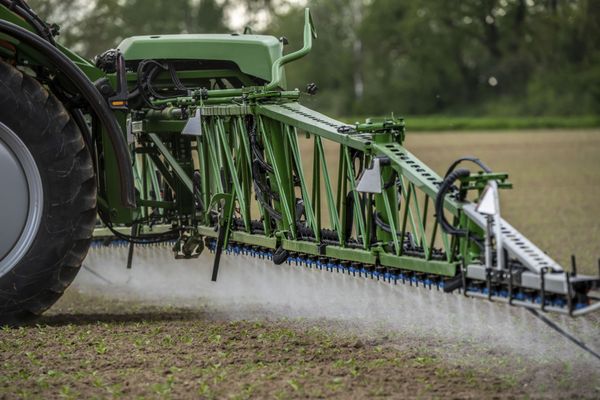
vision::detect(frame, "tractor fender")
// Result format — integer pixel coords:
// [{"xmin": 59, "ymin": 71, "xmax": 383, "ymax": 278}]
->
[{"xmin": 0, "ymin": 19, "xmax": 136, "ymax": 208}]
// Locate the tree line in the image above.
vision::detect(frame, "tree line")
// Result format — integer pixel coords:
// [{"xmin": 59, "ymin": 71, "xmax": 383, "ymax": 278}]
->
[{"xmin": 28, "ymin": 0, "xmax": 600, "ymax": 117}]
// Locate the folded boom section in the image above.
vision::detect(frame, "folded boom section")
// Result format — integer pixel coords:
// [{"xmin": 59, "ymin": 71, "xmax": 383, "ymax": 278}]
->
[{"xmin": 95, "ymin": 97, "xmax": 600, "ymax": 316}]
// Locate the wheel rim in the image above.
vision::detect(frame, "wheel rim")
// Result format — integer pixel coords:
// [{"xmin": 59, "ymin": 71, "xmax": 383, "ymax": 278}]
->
[{"xmin": 0, "ymin": 122, "xmax": 43, "ymax": 278}]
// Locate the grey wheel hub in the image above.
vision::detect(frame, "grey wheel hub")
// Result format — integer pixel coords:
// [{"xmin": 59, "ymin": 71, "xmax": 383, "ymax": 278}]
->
[{"xmin": 0, "ymin": 122, "xmax": 43, "ymax": 277}]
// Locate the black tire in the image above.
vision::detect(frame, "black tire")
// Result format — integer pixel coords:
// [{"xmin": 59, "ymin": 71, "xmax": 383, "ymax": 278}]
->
[{"xmin": 0, "ymin": 60, "xmax": 96, "ymax": 325}]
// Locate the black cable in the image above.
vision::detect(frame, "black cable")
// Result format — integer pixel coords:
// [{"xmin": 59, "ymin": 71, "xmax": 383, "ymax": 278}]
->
[
  {"xmin": 527, "ymin": 308, "xmax": 600, "ymax": 362},
  {"xmin": 252, "ymin": 162, "xmax": 279, "ymax": 200},
  {"xmin": 192, "ymin": 170, "xmax": 205, "ymax": 211},
  {"xmin": 0, "ymin": 0, "xmax": 55, "ymax": 44},
  {"xmin": 344, "ymin": 192, "xmax": 355, "ymax": 242},
  {"xmin": 444, "ymin": 156, "xmax": 491, "ymax": 178},
  {"xmin": 435, "ymin": 168, "xmax": 471, "ymax": 237},
  {"xmin": 349, "ymin": 148, "xmax": 364, "ymax": 180},
  {"xmin": 373, "ymin": 212, "xmax": 407, "ymax": 238},
  {"xmin": 168, "ymin": 62, "xmax": 188, "ymax": 91},
  {"xmin": 250, "ymin": 131, "xmax": 274, "ymax": 173},
  {"xmin": 145, "ymin": 64, "xmax": 169, "ymax": 99},
  {"xmin": 246, "ymin": 115, "xmax": 284, "ymax": 221},
  {"xmin": 382, "ymin": 170, "xmax": 398, "ymax": 190},
  {"xmin": 252, "ymin": 152, "xmax": 274, "ymax": 173},
  {"xmin": 97, "ymin": 209, "xmax": 181, "ymax": 244},
  {"xmin": 133, "ymin": 59, "xmax": 194, "ymax": 108},
  {"xmin": 248, "ymin": 117, "xmax": 274, "ymax": 172},
  {"xmin": 135, "ymin": 60, "xmax": 166, "ymax": 109},
  {"xmin": 435, "ymin": 156, "xmax": 493, "ymax": 239},
  {"xmin": 102, "ymin": 222, "xmax": 181, "ymax": 244},
  {"xmin": 253, "ymin": 181, "xmax": 282, "ymax": 220}
]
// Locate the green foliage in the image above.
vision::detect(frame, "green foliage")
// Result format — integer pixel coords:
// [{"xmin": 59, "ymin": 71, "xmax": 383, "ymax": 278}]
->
[
  {"xmin": 274, "ymin": 0, "xmax": 600, "ymax": 118},
  {"xmin": 343, "ymin": 115, "xmax": 600, "ymax": 131},
  {"xmin": 25, "ymin": 0, "xmax": 600, "ymax": 118},
  {"xmin": 27, "ymin": 0, "xmax": 227, "ymax": 58}
]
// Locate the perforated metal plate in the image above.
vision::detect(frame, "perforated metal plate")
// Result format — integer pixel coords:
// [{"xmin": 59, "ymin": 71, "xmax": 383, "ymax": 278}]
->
[{"xmin": 462, "ymin": 203, "xmax": 563, "ymax": 273}]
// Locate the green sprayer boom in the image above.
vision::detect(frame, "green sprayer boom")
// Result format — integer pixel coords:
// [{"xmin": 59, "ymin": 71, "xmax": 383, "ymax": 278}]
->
[{"xmin": 0, "ymin": 2, "xmax": 598, "ymax": 325}]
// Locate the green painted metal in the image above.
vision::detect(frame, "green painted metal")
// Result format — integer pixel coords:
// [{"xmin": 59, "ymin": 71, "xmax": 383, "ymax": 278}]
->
[
  {"xmin": 282, "ymin": 239, "xmax": 377, "ymax": 264},
  {"xmin": 231, "ymin": 231, "xmax": 277, "ymax": 249},
  {"xmin": 256, "ymin": 103, "xmax": 370, "ymax": 151},
  {"xmin": 342, "ymin": 147, "xmax": 367, "ymax": 249},
  {"xmin": 94, "ymin": 224, "xmax": 175, "ymax": 238},
  {"xmin": 264, "ymin": 8, "xmax": 316, "ymax": 91},
  {"xmin": 379, "ymin": 254, "xmax": 457, "ymax": 277},
  {"xmin": 147, "ymin": 133, "xmax": 193, "ymax": 194},
  {"xmin": 5, "ymin": 4, "xmax": 600, "ymax": 317},
  {"xmin": 118, "ymin": 34, "xmax": 283, "ymax": 84},
  {"xmin": 101, "ymin": 86, "xmax": 465, "ymax": 275},
  {"xmin": 1, "ymin": 4, "xmax": 491, "ymax": 283}
]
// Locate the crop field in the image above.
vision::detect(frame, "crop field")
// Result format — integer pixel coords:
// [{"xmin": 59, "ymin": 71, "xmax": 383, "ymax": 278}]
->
[{"xmin": 1, "ymin": 129, "xmax": 600, "ymax": 399}]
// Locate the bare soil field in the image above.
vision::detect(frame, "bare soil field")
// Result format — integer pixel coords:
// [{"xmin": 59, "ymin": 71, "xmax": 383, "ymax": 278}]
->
[
  {"xmin": 1, "ymin": 129, "xmax": 599, "ymax": 399},
  {"xmin": 0, "ymin": 293, "xmax": 526, "ymax": 399}
]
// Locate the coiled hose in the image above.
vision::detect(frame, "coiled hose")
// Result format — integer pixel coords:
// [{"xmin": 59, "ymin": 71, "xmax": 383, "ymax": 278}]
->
[
  {"xmin": 434, "ymin": 168, "xmax": 471, "ymax": 237},
  {"xmin": 435, "ymin": 157, "xmax": 493, "ymax": 238}
]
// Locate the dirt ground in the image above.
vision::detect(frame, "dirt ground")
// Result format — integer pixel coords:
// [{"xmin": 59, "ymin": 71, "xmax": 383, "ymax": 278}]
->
[
  {"xmin": 0, "ymin": 292, "xmax": 529, "ymax": 400},
  {"xmin": 1, "ymin": 129, "xmax": 600, "ymax": 399},
  {"xmin": 1, "ymin": 289, "xmax": 599, "ymax": 399}
]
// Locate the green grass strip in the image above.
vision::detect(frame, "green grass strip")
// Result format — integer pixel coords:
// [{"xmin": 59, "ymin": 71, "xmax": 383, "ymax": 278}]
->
[{"xmin": 340, "ymin": 115, "xmax": 600, "ymax": 131}]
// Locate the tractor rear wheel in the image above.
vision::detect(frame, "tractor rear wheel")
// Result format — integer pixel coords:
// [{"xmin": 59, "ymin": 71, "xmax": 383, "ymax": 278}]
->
[{"xmin": 0, "ymin": 60, "xmax": 96, "ymax": 325}]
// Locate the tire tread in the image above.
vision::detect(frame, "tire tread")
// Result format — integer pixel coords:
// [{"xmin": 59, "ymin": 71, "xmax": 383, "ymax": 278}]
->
[{"xmin": 0, "ymin": 61, "xmax": 97, "ymax": 324}]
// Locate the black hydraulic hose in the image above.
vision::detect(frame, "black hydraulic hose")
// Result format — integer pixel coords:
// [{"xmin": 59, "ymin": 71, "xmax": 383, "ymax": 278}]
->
[
  {"xmin": 434, "ymin": 168, "xmax": 471, "ymax": 237},
  {"xmin": 249, "ymin": 129, "xmax": 274, "ymax": 172},
  {"xmin": 97, "ymin": 211, "xmax": 181, "ymax": 244},
  {"xmin": 192, "ymin": 170, "xmax": 205, "ymax": 212},
  {"xmin": 252, "ymin": 149, "xmax": 274, "ymax": 173},
  {"xmin": 349, "ymin": 148, "xmax": 364, "ymax": 180},
  {"xmin": 253, "ymin": 181, "xmax": 282, "ymax": 220},
  {"xmin": 145, "ymin": 65, "xmax": 170, "ymax": 99},
  {"xmin": 294, "ymin": 223, "xmax": 363, "ymax": 248},
  {"xmin": 246, "ymin": 115, "xmax": 283, "ymax": 221},
  {"xmin": 444, "ymin": 156, "xmax": 491, "ymax": 178},
  {"xmin": 135, "ymin": 60, "xmax": 167, "ymax": 108},
  {"xmin": 382, "ymin": 170, "xmax": 397, "ymax": 190},
  {"xmin": 168, "ymin": 62, "xmax": 188, "ymax": 91},
  {"xmin": 344, "ymin": 192, "xmax": 355, "ymax": 242},
  {"xmin": 133, "ymin": 60, "xmax": 191, "ymax": 107},
  {"xmin": 251, "ymin": 163, "xmax": 280, "ymax": 201},
  {"xmin": 248, "ymin": 118, "xmax": 274, "ymax": 173},
  {"xmin": 0, "ymin": 20, "xmax": 136, "ymax": 208},
  {"xmin": 127, "ymin": 87, "xmax": 141, "ymax": 100},
  {"xmin": 374, "ymin": 212, "xmax": 406, "ymax": 238},
  {"xmin": 0, "ymin": 0, "xmax": 55, "ymax": 44}
]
